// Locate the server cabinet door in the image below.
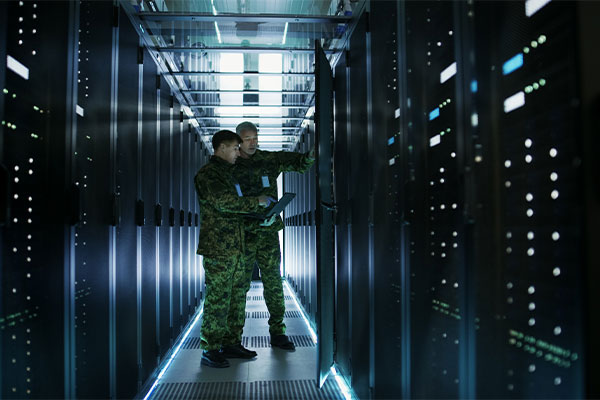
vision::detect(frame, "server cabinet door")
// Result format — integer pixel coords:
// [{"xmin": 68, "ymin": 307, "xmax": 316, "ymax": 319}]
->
[{"xmin": 314, "ymin": 40, "xmax": 334, "ymax": 387}]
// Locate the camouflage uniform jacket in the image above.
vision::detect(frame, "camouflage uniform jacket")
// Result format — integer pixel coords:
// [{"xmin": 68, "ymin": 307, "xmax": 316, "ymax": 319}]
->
[
  {"xmin": 233, "ymin": 149, "xmax": 314, "ymax": 233},
  {"xmin": 194, "ymin": 156, "xmax": 264, "ymax": 258}
]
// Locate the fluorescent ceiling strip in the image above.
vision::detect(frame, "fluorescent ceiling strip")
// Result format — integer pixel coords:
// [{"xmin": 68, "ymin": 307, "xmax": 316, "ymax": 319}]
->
[
  {"xmin": 214, "ymin": 22, "xmax": 222, "ymax": 44},
  {"xmin": 7, "ymin": 55, "xmax": 29, "ymax": 80},
  {"xmin": 281, "ymin": 22, "xmax": 289, "ymax": 45},
  {"xmin": 525, "ymin": 0, "xmax": 551, "ymax": 17},
  {"xmin": 440, "ymin": 62, "xmax": 457, "ymax": 84},
  {"xmin": 503, "ymin": 91, "xmax": 525, "ymax": 113}
]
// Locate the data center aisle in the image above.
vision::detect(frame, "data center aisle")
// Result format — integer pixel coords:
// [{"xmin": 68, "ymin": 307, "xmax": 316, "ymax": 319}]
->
[{"xmin": 148, "ymin": 281, "xmax": 344, "ymax": 400}]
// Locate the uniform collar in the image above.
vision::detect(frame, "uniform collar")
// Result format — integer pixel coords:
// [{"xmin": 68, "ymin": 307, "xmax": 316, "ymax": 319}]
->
[
  {"xmin": 210, "ymin": 155, "xmax": 234, "ymax": 169},
  {"xmin": 237, "ymin": 149, "xmax": 262, "ymax": 165}
]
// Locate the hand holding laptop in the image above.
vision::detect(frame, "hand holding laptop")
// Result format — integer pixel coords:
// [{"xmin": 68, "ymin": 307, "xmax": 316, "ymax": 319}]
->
[
  {"xmin": 259, "ymin": 214, "xmax": 277, "ymax": 227},
  {"xmin": 258, "ymin": 195, "xmax": 277, "ymax": 207}
]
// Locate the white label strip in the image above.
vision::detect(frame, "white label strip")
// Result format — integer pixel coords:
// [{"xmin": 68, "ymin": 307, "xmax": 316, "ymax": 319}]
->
[
  {"xmin": 503, "ymin": 91, "xmax": 525, "ymax": 113},
  {"xmin": 525, "ymin": 0, "xmax": 551, "ymax": 17},
  {"xmin": 7, "ymin": 55, "xmax": 29, "ymax": 80},
  {"xmin": 389, "ymin": 158, "xmax": 396, "ymax": 166},
  {"xmin": 429, "ymin": 134, "xmax": 441, "ymax": 147},
  {"xmin": 76, "ymin": 105, "xmax": 84, "ymax": 117},
  {"xmin": 440, "ymin": 62, "xmax": 457, "ymax": 84},
  {"xmin": 395, "ymin": 108, "xmax": 401, "ymax": 119}
]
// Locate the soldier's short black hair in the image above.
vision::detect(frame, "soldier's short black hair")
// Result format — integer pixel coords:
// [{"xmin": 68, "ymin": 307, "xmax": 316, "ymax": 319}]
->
[
  {"xmin": 212, "ymin": 130, "xmax": 242, "ymax": 151},
  {"xmin": 236, "ymin": 121, "xmax": 258, "ymax": 135}
]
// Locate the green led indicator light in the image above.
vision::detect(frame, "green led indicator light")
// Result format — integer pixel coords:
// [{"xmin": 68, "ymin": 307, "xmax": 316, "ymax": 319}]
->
[
  {"xmin": 86, "ymin": 135, "xmax": 91, "ymax": 140},
  {"xmin": 1, "ymin": 121, "xmax": 5, "ymax": 125},
  {"xmin": 33, "ymin": 105, "xmax": 39, "ymax": 111},
  {"xmin": 539, "ymin": 78, "xmax": 546, "ymax": 86},
  {"xmin": 533, "ymin": 83, "xmax": 540, "ymax": 90},
  {"xmin": 538, "ymin": 35, "xmax": 547, "ymax": 44},
  {"xmin": 531, "ymin": 41, "xmax": 538, "ymax": 48},
  {"xmin": 2, "ymin": 88, "xmax": 8, "ymax": 94},
  {"xmin": 31, "ymin": 134, "xmax": 39, "ymax": 139},
  {"xmin": 525, "ymin": 86, "xmax": 533, "ymax": 94},
  {"xmin": 446, "ymin": 128, "xmax": 451, "ymax": 132},
  {"xmin": 523, "ymin": 47, "xmax": 530, "ymax": 54}
]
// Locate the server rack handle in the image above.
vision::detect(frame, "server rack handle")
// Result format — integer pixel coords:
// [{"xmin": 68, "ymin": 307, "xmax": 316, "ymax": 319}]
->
[{"xmin": 320, "ymin": 200, "xmax": 338, "ymax": 212}]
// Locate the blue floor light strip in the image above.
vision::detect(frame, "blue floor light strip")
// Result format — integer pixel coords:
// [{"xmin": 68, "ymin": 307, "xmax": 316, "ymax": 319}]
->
[
  {"xmin": 142, "ymin": 307, "xmax": 204, "ymax": 400},
  {"xmin": 283, "ymin": 280, "xmax": 357, "ymax": 400},
  {"xmin": 283, "ymin": 280, "xmax": 317, "ymax": 344}
]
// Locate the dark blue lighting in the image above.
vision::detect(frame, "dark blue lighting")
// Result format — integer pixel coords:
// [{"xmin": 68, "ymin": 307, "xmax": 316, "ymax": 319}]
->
[
  {"xmin": 503, "ymin": 53, "xmax": 524, "ymax": 76},
  {"xmin": 471, "ymin": 80, "xmax": 478, "ymax": 93},
  {"xmin": 429, "ymin": 108, "xmax": 440, "ymax": 121}
]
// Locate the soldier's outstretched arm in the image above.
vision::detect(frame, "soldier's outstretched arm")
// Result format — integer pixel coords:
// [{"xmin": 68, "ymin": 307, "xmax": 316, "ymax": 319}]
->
[{"xmin": 272, "ymin": 148, "xmax": 315, "ymax": 174}]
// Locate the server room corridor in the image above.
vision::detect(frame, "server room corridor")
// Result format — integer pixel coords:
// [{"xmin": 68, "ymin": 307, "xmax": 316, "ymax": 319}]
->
[
  {"xmin": 145, "ymin": 281, "xmax": 346, "ymax": 400},
  {"xmin": 1, "ymin": 0, "xmax": 600, "ymax": 399}
]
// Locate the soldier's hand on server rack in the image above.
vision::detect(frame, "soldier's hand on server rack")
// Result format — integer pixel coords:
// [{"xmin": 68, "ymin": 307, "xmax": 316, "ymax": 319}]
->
[
  {"xmin": 259, "ymin": 214, "xmax": 277, "ymax": 227},
  {"xmin": 258, "ymin": 195, "xmax": 277, "ymax": 207}
]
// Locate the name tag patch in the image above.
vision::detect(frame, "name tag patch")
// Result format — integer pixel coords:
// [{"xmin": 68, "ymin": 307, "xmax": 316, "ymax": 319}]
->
[{"xmin": 261, "ymin": 176, "xmax": 270, "ymax": 188}]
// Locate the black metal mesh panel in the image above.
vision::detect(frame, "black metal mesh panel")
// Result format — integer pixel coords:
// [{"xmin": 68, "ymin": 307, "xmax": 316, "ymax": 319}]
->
[
  {"xmin": 115, "ymin": 7, "xmax": 141, "ymax": 397},
  {"xmin": 0, "ymin": 2, "xmax": 74, "ymax": 397},
  {"xmin": 73, "ymin": 1, "xmax": 114, "ymax": 397},
  {"xmin": 473, "ymin": 2, "xmax": 585, "ymax": 398},
  {"xmin": 332, "ymin": 50, "xmax": 351, "ymax": 381},
  {"xmin": 158, "ymin": 76, "xmax": 172, "ymax": 358},
  {"xmin": 369, "ymin": 1, "xmax": 406, "ymax": 398},
  {"xmin": 140, "ymin": 46, "xmax": 159, "ymax": 384},
  {"xmin": 403, "ymin": 2, "xmax": 465, "ymax": 397}
]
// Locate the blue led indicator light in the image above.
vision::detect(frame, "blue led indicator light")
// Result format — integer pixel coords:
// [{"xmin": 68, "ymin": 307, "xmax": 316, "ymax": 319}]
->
[
  {"xmin": 471, "ymin": 80, "xmax": 478, "ymax": 93},
  {"xmin": 503, "ymin": 53, "xmax": 524, "ymax": 76},
  {"xmin": 388, "ymin": 137, "xmax": 395, "ymax": 145},
  {"xmin": 429, "ymin": 108, "xmax": 440, "ymax": 121}
]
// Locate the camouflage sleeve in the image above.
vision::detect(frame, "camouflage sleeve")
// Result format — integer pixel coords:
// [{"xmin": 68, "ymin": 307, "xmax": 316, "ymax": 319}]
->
[
  {"xmin": 271, "ymin": 150, "xmax": 315, "ymax": 174},
  {"xmin": 195, "ymin": 171, "xmax": 263, "ymax": 214}
]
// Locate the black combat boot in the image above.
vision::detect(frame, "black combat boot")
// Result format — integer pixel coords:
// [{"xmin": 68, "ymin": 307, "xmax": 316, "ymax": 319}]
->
[
  {"xmin": 221, "ymin": 344, "xmax": 258, "ymax": 359},
  {"xmin": 201, "ymin": 349, "xmax": 230, "ymax": 368},
  {"xmin": 270, "ymin": 334, "xmax": 296, "ymax": 351}
]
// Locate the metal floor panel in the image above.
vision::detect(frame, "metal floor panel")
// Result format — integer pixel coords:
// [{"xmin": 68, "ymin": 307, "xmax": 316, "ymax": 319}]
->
[{"xmin": 150, "ymin": 281, "xmax": 341, "ymax": 400}]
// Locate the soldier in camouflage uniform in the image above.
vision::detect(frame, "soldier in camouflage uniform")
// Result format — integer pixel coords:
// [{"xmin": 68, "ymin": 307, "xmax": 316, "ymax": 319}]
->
[
  {"xmin": 194, "ymin": 130, "xmax": 274, "ymax": 368},
  {"xmin": 233, "ymin": 121, "xmax": 315, "ymax": 351}
]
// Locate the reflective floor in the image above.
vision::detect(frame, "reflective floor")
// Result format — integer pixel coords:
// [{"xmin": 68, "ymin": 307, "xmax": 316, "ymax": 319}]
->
[{"xmin": 148, "ymin": 281, "xmax": 344, "ymax": 399}]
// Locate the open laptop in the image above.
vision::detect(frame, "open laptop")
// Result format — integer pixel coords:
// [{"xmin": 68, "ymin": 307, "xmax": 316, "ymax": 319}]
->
[{"xmin": 246, "ymin": 192, "xmax": 296, "ymax": 220}]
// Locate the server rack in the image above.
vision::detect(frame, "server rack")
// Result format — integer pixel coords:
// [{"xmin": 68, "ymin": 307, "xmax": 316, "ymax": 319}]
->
[{"xmin": 0, "ymin": 2, "xmax": 207, "ymax": 398}]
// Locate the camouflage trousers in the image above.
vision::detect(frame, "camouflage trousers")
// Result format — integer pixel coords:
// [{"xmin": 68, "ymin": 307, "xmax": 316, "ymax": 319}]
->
[
  {"xmin": 200, "ymin": 255, "xmax": 249, "ymax": 350},
  {"xmin": 243, "ymin": 230, "xmax": 286, "ymax": 336}
]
